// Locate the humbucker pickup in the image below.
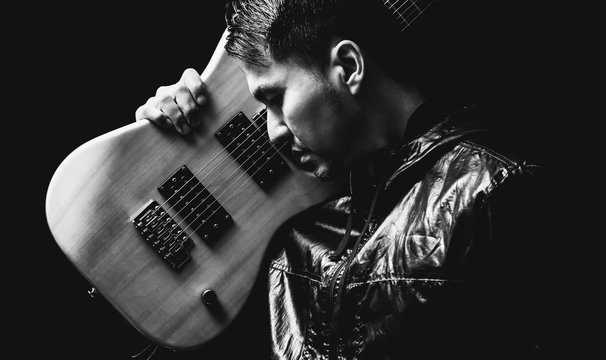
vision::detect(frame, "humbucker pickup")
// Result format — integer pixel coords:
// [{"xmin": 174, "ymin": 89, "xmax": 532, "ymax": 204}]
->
[
  {"xmin": 157, "ymin": 165, "xmax": 232, "ymax": 241},
  {"xmin": 215, "ymin": 109, "xmax": 289, "ymax": 191}
]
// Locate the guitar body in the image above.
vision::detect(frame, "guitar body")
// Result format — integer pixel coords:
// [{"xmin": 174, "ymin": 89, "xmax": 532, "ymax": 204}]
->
[{"xmin": 45, "ymin": 30, "xmax": 341, "ymax": 350}]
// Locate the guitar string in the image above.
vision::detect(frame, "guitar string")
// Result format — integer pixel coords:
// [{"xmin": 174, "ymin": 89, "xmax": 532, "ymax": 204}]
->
[
  {"xmin": 167, "ymin": 110, "xmax": 273, "ymax": 219},
  {"xmin": 394, "ymin": 0, "xmax": 419, "ymax": 28},
  {"xmin": 384, "ymin": 0, "xmax": 435, "ymax": 31},
  {"xmin": 150, "ymin": 0, "xmax": 429, "ymax": 220},
  {"xmin": 400, "ymin": 1, "xmax": 434, "ymax": 32},
  {"xmin": 171, "ymin": 111, "xmax": 273, "ymax": 209},
  {"xmin": 157, "ymin": 136, "xmax": 284, "ymax": 246},
  {"xmin": 146, "ymin": 135, "xmax": 276, "ymax": 251},
  {"xmin": 388, "ymin": 0, "xmax": 425, "ymax": 30},
  {"xmin": 150, "ymin": 113, "xmax": 280, "ymax": 241},
  {"xmin": 148, "ymin": 113, "xmax": 271, "ymax": 223},
  {"xmin": 169, "ymin": 123, "xmax": 279, "ymax": 235},
  {"xmin": 145, "ymin": 108, "xmax": 269, "ymax": 224},
  {"xmin": 184, "ymin": 140, "xmax": 290, "ymax": 239},
  {"xmin": 385, "ymin": 0, "xmax": 419, "ymax": 15},
  {"xmin": 385, "ymin": 0, "xmax": 431, "ymax": 15}
]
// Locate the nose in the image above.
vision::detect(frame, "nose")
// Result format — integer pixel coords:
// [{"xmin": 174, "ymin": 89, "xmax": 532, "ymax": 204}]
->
[{"xmin": 266, "ymin": 109, "xmax": 291, "ymax": 146}]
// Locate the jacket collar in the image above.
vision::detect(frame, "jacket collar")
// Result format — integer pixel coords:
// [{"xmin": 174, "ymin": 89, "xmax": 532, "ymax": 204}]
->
[
  {"xmin": 385, "ymin": 101, "xmax": 491, "ymax": 188},
  {"xmin": 349, "ymin": 100, "xmax": 491, "ymax": 213}
]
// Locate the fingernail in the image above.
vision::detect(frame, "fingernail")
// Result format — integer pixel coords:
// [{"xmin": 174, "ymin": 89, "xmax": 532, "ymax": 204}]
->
[{"xmin": 197, "ymin": 95, "xmax": 206, "ymax": 105}]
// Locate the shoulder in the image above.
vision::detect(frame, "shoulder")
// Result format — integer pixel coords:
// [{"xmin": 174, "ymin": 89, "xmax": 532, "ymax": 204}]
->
[
  {"xmin": 454, "ymin": 138, "xmax": 540, "ymax": 197},
  {"xmin": 435, "ymin": 101, "xmax": 543, "ymax": 199}
]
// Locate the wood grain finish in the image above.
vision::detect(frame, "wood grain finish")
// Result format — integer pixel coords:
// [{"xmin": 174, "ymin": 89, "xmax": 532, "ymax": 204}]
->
[{"xmin": 45, "ymin": 29, "xmax": 342, "ymax": 350}]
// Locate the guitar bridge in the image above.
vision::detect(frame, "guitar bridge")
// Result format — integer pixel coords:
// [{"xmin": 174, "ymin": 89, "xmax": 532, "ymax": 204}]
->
[{"xmin": 133, "ymin": 200, "xmax": 194, "ymax": 270}]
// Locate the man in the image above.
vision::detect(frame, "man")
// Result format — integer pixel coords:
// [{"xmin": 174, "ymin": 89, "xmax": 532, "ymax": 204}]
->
[{"xmin": 136, "ymin": 1, "xmax": 547, "ymax": 359}]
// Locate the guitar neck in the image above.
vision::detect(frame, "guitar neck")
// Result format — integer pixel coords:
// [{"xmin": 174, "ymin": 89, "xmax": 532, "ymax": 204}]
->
[{"xmin": 383, "ymin": 0, "xmax": 437, "ymax": 31}]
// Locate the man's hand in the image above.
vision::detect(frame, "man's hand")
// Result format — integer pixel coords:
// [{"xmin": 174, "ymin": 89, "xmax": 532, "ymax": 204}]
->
[{"xmin": 135, "ymin": 68, "xmax": 207, "ymax": 134}]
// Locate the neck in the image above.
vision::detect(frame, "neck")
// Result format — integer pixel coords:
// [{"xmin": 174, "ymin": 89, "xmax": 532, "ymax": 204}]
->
[{"xmin": 355, "ymin": 68, "xmax": 425, "ymax": 180}]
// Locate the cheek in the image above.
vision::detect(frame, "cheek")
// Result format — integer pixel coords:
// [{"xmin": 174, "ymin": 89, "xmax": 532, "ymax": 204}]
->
[{"xmin": 284, "ymin": 84, "xmax": 346, "ymax": 154}]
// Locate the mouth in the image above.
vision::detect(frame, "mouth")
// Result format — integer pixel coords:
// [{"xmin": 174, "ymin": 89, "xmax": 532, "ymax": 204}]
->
[
  {"xmin": 286, "ymin": 144, "xmax": 337, "ymax": 181},
  {"xmin": 290, "ymin": 147, "xmax": 316, "ymax": 172}
]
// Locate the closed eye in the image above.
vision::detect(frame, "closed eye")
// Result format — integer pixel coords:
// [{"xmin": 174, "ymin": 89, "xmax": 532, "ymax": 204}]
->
[{"xmin": 252, "ymin": 84, "xmax": 283, "ymax": 107}]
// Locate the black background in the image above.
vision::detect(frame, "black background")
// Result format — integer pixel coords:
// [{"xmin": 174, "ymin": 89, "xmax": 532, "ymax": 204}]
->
[{"xmin": 10, "ymin": 1, "xmax": 583, "ymax": 359}]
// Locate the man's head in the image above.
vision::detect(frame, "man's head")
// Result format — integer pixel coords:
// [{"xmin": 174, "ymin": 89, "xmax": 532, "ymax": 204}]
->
[
  {"xmin": 223, "ymin": 0, "xmax": 433, "ymax": 180},
  {"xmin": 224, "ymin": 0, "xmax": 418, "ymax": 78}
]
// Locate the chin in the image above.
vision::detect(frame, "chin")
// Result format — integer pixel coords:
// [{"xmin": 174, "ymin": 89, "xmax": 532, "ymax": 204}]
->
[
  {"xmin": 296, "ymin": 166, "xmax": 330, "ymax": 181},
  {"xmin": 313, "ymin": 170, "xmax": 332, "ymax": 181},
  {"xmin": 312, "ymin": 162, "xmax": 345, "ymax": 182}
]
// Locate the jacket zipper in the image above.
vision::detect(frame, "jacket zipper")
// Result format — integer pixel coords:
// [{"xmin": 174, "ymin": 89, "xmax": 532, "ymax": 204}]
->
[
  {"xmin": 326, "ymin": 173, "xmax": 386, "ymax": 359},
  {"xmin": 327, "ymin": 246, "xmax": 352, "ymax": 359},
  {"xmin": 327, "ymin": 221, "xmax": 376, "ymax": 360}
]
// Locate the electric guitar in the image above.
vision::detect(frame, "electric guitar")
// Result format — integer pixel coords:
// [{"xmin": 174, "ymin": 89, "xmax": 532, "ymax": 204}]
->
[{"xmin": 45, "ymin": 29, "xmax": 342, "ymax": 350}]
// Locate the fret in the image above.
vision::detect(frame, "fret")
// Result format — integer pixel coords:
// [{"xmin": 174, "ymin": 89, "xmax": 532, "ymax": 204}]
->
[{"xmin": 383, "ymin": 0, "xmax": 437, "ymax": 31}]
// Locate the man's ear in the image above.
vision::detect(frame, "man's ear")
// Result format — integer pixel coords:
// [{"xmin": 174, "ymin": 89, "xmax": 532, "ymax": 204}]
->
[{"xmin": 330, "ymin": 40, "xmax": 364, "ymax": 95}]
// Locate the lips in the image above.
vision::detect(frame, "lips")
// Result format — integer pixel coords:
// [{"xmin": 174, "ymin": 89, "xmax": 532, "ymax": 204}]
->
[
  {"xmin": 290, "ymin": 146, "xmax": 316, "ymax": 172},
  {"xmin": 290, "ymin": 147, "xmax": 307, "ymax": 163}
]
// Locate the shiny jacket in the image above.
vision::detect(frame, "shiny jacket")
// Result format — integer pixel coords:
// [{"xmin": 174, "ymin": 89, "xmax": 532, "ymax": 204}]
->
[{"xmin": 265, "ymin": 102, "xmax": 544, "ymax": 360}]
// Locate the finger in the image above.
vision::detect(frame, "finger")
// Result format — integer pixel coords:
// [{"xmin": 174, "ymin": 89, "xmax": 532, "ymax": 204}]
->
[
  {"xmin": 174, "ymin": 88, "xmax": 201, "ymax": 127},
  {"xmin": 155, "ymin": 84, "xmax": 176, "ymax": 97},
  {"xmin": 181, "ymin": 68, "xmax": 207, "ymax": 106},
  {"xmin": 158, "ymin": 97, "xmax": 191, "ymax": 134},
  {"xmin": 135, "ymin": 97, "xmax": 171, "ymax": 127}
]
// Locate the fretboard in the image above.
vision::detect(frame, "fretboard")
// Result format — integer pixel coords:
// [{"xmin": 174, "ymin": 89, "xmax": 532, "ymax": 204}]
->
[{"xmin": 383, "ymin": 0, "xmax": 437, "ymax": 31}]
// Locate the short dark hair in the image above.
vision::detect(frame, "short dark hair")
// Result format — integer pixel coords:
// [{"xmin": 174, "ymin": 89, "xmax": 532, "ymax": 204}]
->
[{"xmin": 224, "ymin": 0, "xmax": 412, "ymax": 70}]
